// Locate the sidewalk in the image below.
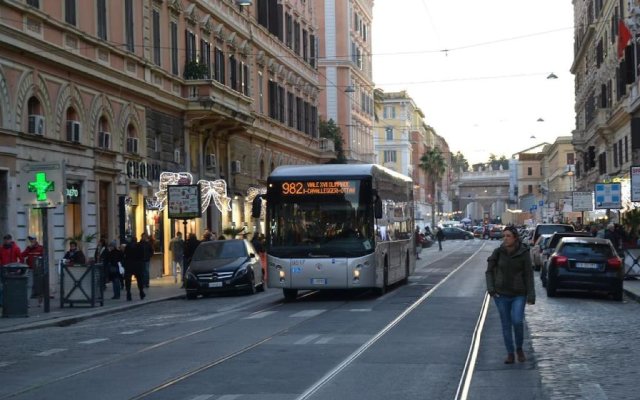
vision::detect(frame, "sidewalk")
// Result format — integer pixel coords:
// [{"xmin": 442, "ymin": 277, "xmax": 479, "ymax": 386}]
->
[
  {"xmin": 624, "ymin": 277, "xmax": 640, "ymax": 302},
  {"xmin": 0, "ymin": 275, "xmax": 184, "ymax": 334}
]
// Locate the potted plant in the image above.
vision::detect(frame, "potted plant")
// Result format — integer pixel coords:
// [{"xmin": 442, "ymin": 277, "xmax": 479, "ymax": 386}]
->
[{"xmin": 183, "ymin": 60, "xmax": 209, "ymax": 80}]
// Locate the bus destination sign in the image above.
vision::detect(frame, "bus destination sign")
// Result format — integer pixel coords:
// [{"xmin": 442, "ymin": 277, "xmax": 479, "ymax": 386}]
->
[{"xmin": 280, "ymin": 181, "xmax": 357, "ymax": 196}]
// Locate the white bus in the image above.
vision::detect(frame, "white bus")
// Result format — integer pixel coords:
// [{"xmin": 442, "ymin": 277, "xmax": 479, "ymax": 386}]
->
[{"xmin": 253, "ymin": 164, "xmax": 415, "ymax": 301}]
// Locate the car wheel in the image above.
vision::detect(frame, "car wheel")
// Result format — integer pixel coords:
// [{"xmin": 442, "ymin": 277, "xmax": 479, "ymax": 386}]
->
[
  {"xmin": 283, "ymin": 288, "xmax": 298, "ymax": 302},
  {"xmin": 186, "ymin": 292, "xmax": 198, "ymax": 300},
  {"xmin": 246, "ymin": 275, "xmax": 257, "ymax": 295}
]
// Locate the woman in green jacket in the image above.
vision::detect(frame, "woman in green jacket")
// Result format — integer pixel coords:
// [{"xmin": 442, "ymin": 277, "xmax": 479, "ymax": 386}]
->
[{"xmin": 486, "ymin": 226, "xmax": 535, "ymax": 364}]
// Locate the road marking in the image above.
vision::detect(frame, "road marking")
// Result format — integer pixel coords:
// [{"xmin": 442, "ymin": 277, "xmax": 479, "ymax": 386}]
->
[
  {"xmin": 244, "ymin": 311, "xmax": 277, "ymax": 319},
  {"xmin": 120, "ymin": 329, "xmax": 144, "ymax": 335},
  {"xmin": 190, "ymin": 314, "xmax": 225, "ymax": 322},
  {"xmin": 295, "ymin": 334, "xmax": 321, "ymax": 345},
  {"xmin": 290, "ymin": 309, "xmax": 326, "ymax": 318},
  {"xmin": 188, "ymin": 395, "xmax": 214, "ymax": 400},
  {"xmin": 0, "ymin": 362, "xmax": 15, "ymax": 368},
  {"xmin": 36, "ymin": 348, "xmax": 67, "ymax": 357},
  {"xmin": 316, "ymin": 336, "xmax": 333, "ymax": 344},
  {"xmin": 79, "ymin": 338, "xmax": 108, "ymax": 345},
  {"xmin": 218, "ymin": 395, "xmax": 241, "ymax": 400},
  {"xmin": 569, "ymin": 363, "xmax": 591, "ymax": 374},
  {"xmin": 579, "ymin": 383, "xmax": 608, "ymax": 400},
  {"xmin": 349, "ymin": 308, "xmax": 371, "ymax": 312}
]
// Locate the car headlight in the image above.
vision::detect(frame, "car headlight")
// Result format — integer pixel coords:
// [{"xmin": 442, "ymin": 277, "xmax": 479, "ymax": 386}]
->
[{"xmin": 234, "ymin": 265, "xmax": 249, "ymax": 278}]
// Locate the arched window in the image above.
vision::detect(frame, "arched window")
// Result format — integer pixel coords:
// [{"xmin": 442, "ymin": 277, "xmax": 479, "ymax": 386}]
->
[
  {"xmin": 65, "ymin": 107, "xmax": 80, "ymax": 143},
  {"xmin": 260, "ymin": 160, "xmax": 265, "ymax": 179},
  {"xmin": 98, "ymin": 116, "xmax": 111, "ymax": 149},
  {"xmin": 126, "ymin": 123, "xmax": 138, "ymax": 154}
]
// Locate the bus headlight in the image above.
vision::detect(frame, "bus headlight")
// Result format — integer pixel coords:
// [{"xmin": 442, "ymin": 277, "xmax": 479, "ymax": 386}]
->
[
  {"xmin": 276, "ymin": 265, "xmax": 286, "ymax": 282},
  {"xmin": 353, "ymin": 264, "xmax": 363, "ymax": 281}
]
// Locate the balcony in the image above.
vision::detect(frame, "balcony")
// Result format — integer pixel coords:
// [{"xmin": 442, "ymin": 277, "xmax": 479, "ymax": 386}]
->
[{"xmin": 184, "ymin": 79, "xmax": 253, "ymax": 124}]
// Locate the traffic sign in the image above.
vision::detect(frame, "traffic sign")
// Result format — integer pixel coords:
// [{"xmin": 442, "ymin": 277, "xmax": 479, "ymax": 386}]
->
[
  {"xmin": 631, "ymin": 166, "xmax": 640, "ymax": 202},
  {"xmin": 594, "ymin": 183, "xmax": 621, "ymax": 209},
  {"xmin": 572, "ymin": 191, "xmax": 593, "ymax": 212},
  {"xmin": 20, "ymin": 162, "xmax": 65, "ymax": 208}
]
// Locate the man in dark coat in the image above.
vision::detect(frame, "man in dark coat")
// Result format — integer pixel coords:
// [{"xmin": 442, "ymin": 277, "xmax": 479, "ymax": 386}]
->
[
  {"xmin": 182, "ymin": 233, "xmax": 200, "ymax": 288},
  {"xmin": 435, "ymin": 227, "xmax": 445, "ymax": 251},
  {"xmin": 123, "ymin": 239, "xmax": 145, "ymax": 301}
]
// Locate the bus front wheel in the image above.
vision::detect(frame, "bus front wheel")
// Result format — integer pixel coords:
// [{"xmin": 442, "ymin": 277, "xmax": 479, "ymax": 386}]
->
[{"xmin": 283, "ymin": 288, "xmax": 298, "ymax": 302}]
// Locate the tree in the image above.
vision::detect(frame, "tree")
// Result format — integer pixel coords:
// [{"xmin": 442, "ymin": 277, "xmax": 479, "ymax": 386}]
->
[
  {"xmin": 373, "ymin": 88, "xmax": 384, "ymax": 122},
  {"xmin": 319, "ymin": 118, "xmax": 347, "ymax": 164},
  {"xmin": 451, "ymin": 151, "xmax": 469, "ymax": 173},
  {"xmin": 419, "ymin": 147, "xmax": 447, "ymax": 229}
]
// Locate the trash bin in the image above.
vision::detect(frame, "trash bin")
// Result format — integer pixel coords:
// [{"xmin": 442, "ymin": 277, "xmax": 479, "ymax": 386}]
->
[{"xmin": 1, "ymin": 263, "xmax": 29, "ymax": 318}]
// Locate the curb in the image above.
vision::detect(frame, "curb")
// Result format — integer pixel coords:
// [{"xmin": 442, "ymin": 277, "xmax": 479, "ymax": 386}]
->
[
  {"xmin": 624, "ymin": 287, "xmax": 640, "ymax": 303},
  {"xmin": 0, "ymin": 294, "xmax": 184, "ymax": 334}
]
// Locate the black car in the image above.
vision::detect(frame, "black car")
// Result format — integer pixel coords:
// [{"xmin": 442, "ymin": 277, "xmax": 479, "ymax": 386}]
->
[
  {"xmin": 440, "ymin": 227, "xmax": 474, "ymax": 240},
  {"xmin": 540, "ymin": 231, "xmax": 592, "ymax": 286},
  {"xmin": 185, "ymin": 239, "xmax": 265, "ymax": 299},
  {"xmin": 545, "ymin": 237, "xmax": 623, "ymax": 301},
  {"xmin": 532, "ymin": 223, "xmax": 574, "ymax": 245}
]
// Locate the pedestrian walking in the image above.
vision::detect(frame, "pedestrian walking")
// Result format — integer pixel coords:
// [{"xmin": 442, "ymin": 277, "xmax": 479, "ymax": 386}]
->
[
  {"xmin": 94, "ymin": 237, "xmax": 108, "ymax": 290},
  {"xmin": 105, "ymin": 241, "xmax": 124, "ymax": 299},
  {"xmin": 414, "ymin": 226, "xmax": 423, "ymax": 260},
  {"xmin": 21, "ymin": 235, "xmax": 44, "ymax": 304},
  {"xmin": 485, "ymin": 226, "xmax": 535, "ymax": 364},
  {"xmin": 1, "ymin": 234, "xmax": 24, "ymax": 307},
  {"xmin": 123, "ymin": 238, "xmax": 145, "ymax": 301},
  {"xmin": 169, "ymin": 232, "xmax": 184, "ymax": 284},
  {"xmin": 139, "ymin": 233, "xmax": 153, "ymax": 288},
  {"xmin": 435, "ymin": 227, "xmax": 445, "ymax": 251}
]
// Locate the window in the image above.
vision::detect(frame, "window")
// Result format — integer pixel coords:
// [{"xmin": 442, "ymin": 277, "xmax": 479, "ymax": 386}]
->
[
  {"xmin": 567, "ymin": 153, "xmax": 574, "ymax": 165},
  {"xmin": 287, "ymin": 92, "xmax": 294, "ymax": 128},
  {"xmin": 185, "ymin": 30, "xmax": 196, "ymax": 63},
  {"xmin": 200, "ymin": 39, "xmax": 211, "ymax": 78},
  {"xmin": 124, "ymin": 0, "xmax": 134, "ymax": 52},
  {"xmin": 285, "ymin": 13, "xmax": 293, "ymax": 48},
  {"xmin": 126, "ymin": 124, "xmax": 138, "ymax": 154},
  {"xmin": 302, "ymin": 29, "xmax": 308, "ymax": 62},
  {"xmin": 294, "ymin": 21, "xmax": 301, "ymax": 55},
  {"xmin": 170, "ymin": 21, "xmax": 178, "ymax": 75},
  {"xmin": 625, "ymin": 136, "xmax": 629, "ymax": 162},
  {"xmin": 383, "ymin": 150, "xmax": 397, "ymax": 163},
  {"xmin": 229, "ymin": 55, "xmax": 238, "ymax": 91},
  {"xmin": 527, "ymin": 167, "xmax": 532, "ymax": 176},
  {"xmin": 268, "ymin": 80, "xmax": 278, "ymax": 120},
  {"xmin": 618, "ymin": 139, "xmax": 623, "ymax": 166},
  {"xmin": 296, "ymin": 97, "xmax": 304, "ymax": 131},
  {"xmin": 27, "ymin": 0, "xmax": 39, "ymax": 7},
  {"xmin": 97, "ymin": 0, "xmax": 107, "ymax": 40},
  {"xmin": 385, "ymin": 127, "xmax": 393, "ymax": 140},
  {"xmin": 528, "ymin": 185, "xmax": 533, "ymax": 194},
  {"xmin": 214, "ymin": 47, "xmax": 225, "ymax": 83},
  {"xmin": 258, "ymin": 72, "xmax": 264, "ymax": 113},
  {"xmin": 152, "ymin": 9, "xmax": 161, "ymax": 66},
  {"xmin": 242, "ymin": 62, "xmax": 249, "ymax": 96},
  {"xmin": 65, "ymin": 0, "xmax": 76, "ymax": 25},
  {"xmin": 383, "ymin": 106, "xmax": 396, "ymax": 119},
  {"xmin": 613, "ymin": 143, "xmax": 618, "ymax": 168},
  {"xmin": 310, "ymin": 34, "xmax": 316, "ymax": 68}
]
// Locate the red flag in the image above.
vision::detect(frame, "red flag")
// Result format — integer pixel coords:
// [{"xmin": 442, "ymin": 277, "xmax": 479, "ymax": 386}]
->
[{"xmin": 618, "ymin": 19, "xmax": 632, "ymax": 59}]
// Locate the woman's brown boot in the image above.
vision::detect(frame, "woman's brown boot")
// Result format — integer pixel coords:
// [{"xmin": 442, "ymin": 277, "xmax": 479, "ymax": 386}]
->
[
  {"xmin": 516, "ymin": 348, "xmax": 526, "ymax": 362},
  {"xmin": 504, "ymin": 353, "xmax": 515, "ymax": 364}
]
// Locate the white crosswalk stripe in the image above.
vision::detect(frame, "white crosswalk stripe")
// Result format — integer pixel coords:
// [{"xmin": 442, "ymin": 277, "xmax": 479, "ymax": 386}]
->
[
  {"xmin": 290, "ymin": 309, "xmax": 326, "ymax": 318},
  {"xmin": 120, "ymin": 329, "xmax": 144, "ymax": 335},
  {"xmin": 294, "ymin": 334, "xmax": 321, "ymax": 345},
  {"xmin": 244, "ymin": 311, "xmax": 277, "ymax": 319},
  {"xmin": 79, "ymin": 338, "xmax": 108, "ymax": 345},
  {"xmin": 36, "ymin": 348, "xmax": 67, "ymax": 357},
  {"xmin": 0, "ymin": 362, "xmax": 15, "ymax": 368}
]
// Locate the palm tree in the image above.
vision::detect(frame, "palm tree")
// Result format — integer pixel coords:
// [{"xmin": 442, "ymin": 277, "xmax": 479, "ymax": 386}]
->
[{"xmin": 419, "ymin": 147, "xmax": 447, "ymax": 229}]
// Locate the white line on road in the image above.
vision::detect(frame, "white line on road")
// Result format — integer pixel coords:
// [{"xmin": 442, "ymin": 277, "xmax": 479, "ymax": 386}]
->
[
  {"xmin": 36, "ymin": 348, "xmax": 67, "ymax": 357},
  {"xmin": 187, "ymin": 395, "xmax": 215, "ymax": 400},
  {"xmin": 217, "ymin": 395, "xmax": 241, "ymax": 400},
  {"xmin": 295, "ymin": 334, "xmax": 322, "ymax": 345},
  {"xmin": 290, "ymin": 309, "xmax": 326, "ymax": 318},
  {"xmin": 0, "ymin": 362, "xmax": 15, "ymax": 368},
  {"xmin": 79, "ymin": 338, "xmax": 109, "ymax": 345},
  {"xmin": 348, "ymin": 308, "xmax": 371, "ymax": 312},
  {"xmin": 120, "ymin": 329, "xmax": 144, "ymax": 335},
  {"xmin": 189, "ymin": 314, "xmax": 225, "ymax": 322},
  {"xmin": 580, "ymin": 383, "xmax": 608, "ymax": 400},
  {"xmin": 244, "ymin": 311, "xmax": 277, "ymax": 319},
  {"xmin": 316, "ymin": 336, "xmax": 333, "ymax": 344}
]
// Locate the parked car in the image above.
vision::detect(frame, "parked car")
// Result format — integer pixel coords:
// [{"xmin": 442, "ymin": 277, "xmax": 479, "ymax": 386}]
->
[
  {"xmin": 472, "ymin": 226, "xmax": 484, "ymax": 238},
  {"xmin": 540, "ymin": 231, "xmax": 592, "ymax": 286},
  {"xmin": 185, "ymin": 239, "xmax": 265, "ymax": 299},
  {"xmin": 489, "ymin": 226, "xmax": 504, "ymax": 240},
  {"xmin": 530, "ymin": 234, "xmax": 553, "ymax": 271},
  {"xmin": 544, "ymin": 237, "xmax": 623, "ymax": 301},
  {"xmin": 440, "ymin": 227, "xmax": 474, "ymax": 240},
  {"xmin": 532, "ymin": 223, "xmax": 575, "ymax": 245}
]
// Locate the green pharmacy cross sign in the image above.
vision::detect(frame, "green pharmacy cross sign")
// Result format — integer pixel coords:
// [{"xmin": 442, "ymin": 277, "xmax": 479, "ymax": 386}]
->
[{"xmin": 28, "ymin": 172, "xmax": 55, "ymax": 201}]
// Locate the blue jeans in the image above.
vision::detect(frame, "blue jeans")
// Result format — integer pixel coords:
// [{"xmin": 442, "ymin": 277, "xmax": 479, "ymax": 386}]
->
[{"xmin": 493, "ymin": 295, "xmax": 526, "ymax": 354}]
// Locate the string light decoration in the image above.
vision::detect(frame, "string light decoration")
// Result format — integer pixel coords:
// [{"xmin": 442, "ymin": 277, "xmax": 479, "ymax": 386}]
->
[
  {"xmin": 154, "ymin": 172, "xmax": 231, "ymax": 213},
  {"xmin": 246, "ymin": 186, "xmax": 267, "ymax": 217}
]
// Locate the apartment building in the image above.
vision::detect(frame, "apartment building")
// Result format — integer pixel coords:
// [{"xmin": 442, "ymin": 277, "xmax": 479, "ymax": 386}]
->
[
  {"xmin": 572, "ymin": 0, "xmax": 637, "ymax": 194},
  {"xmin": 0, "ymin": 0, "xmax": 321, "ymax": 280},
  {"xmin": 315, "ymin": 0, "xmax": 375, "ymax": 163}
]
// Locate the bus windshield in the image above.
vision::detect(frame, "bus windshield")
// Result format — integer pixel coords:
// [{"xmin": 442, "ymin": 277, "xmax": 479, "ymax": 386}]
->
[{"xmin": 268, "ymin": 180, "xmax": 374, "ymax": 258}]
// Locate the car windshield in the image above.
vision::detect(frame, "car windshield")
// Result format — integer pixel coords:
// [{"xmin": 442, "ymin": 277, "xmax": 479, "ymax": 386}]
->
[
  {"xmin": 193, "ymin": 241, "xmax": 247, "ymax": 261},
  {"xmin": 538, "ymin": 225, "xmax": 574, "ymax": 235},
  {"xmin": 561, "ymin": 242, "xmax": 613, "ymax": 258}
]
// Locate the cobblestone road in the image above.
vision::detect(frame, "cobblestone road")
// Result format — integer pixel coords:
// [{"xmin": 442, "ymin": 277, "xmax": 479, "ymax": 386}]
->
[{"xmin": 526, "ymin": 275, "xmax": 640, "ymax": 400}]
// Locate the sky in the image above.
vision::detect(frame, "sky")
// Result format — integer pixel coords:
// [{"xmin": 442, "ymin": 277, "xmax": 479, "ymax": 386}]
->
[{"xmin": 372, "ymin": 0, "xmax": 576, "ymax": 164}]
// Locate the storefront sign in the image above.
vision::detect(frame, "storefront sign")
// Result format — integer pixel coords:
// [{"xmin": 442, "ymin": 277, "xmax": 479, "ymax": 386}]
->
[
  {"xmin": 20, "ymin": 162, "xmax": 65, "ymax": 208},
  {"xmin": 631, "ymin": 166, "xmax": 640, "ymax": 202},
  {"xmin": 167, "ymin": 184, "xmax": 202, "ymax": 219},
  {"xmin": 572, "ymin": 191, "xmax": 593, "ymax": 212},
  {"xmin": 594, "ymin": 183, "xmax": 621, "ymax": 209},
  {"xmin": 125, "ymin": 160, "xmax": 162, "ymax": 181}
]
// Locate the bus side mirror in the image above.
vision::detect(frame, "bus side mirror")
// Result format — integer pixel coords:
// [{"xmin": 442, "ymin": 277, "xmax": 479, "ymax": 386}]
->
[
  {"xmin": 374, "ymin": 195, "xmax": 383, "ymax": 219},
  {"xmin": 251, "ymin": 196, "xmax": 262, "ymax": 218}
]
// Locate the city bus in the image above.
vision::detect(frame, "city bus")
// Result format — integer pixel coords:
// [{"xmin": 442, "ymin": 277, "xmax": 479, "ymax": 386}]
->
[{"xmin": 253, "ymin": 164, "xmax": 415, "ymax": 301}]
